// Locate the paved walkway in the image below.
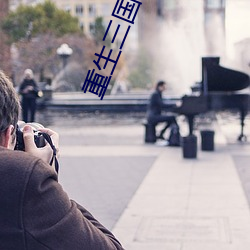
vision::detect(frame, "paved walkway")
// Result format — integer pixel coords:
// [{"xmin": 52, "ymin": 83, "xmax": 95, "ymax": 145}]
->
[
  {"xmin": 46, "ymin": 112, "xmax": 250, "ymax": 250},
  {"xmin": 111, "ymin": 121, "xmax": 250, "ymax": 249}
]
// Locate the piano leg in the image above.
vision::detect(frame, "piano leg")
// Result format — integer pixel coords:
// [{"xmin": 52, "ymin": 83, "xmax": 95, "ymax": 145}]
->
[
  {"xmin": 187, "ymin": 115, "xmax": 195, "ymax": 135},
  {"xmin": 238, "ymin": 109, "xmax": 247, "ymax": 142}
]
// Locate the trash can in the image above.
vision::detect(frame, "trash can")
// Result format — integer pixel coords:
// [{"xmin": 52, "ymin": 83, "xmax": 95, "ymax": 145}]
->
[
  {"xmin": 144, "ymin": 122, "xmax": 156, "ymax": 143},
  {"xmin": 182, "ymin": 135, "xmax": 197, "ymax": 159},
  {"xmin": 200, "ymin": 130, "xmax": 214, "ymax": 151}
]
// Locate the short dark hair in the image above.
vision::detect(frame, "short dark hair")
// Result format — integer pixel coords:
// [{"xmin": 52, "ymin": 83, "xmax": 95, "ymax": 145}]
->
[
  {"xmin": 156, "ymin": 81, "xmax": 166, "ymax": 90},
  {"xmin": 0, "ymin": 71, "xmax": 20, "ymax": 143}
]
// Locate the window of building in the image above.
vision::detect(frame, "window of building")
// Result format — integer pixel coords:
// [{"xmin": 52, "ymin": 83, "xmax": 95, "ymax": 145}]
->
[
  {"xmin": 205, "ymin": 0, "xmax": 225, "ymax": 9},
  {"xmin": 76, "ymin": 4, "xmax": 84, "ymax": 16},
  {"xmin": 157, "ymin": 0, "xmax": 164, "ymax": 16},
  {"xmin": 64, "ymin": 5, "xmax": 71, "ymax": 13},
  {"xmin": 89, "ymin": 4, "xmax": 96, "ymax": 17},
  {"xmin": 80, "ymin": 22, "xmax": 84, "ymax": 32},
  {"xmin": 89, "ymin": 22, "xmax": 95, "ymax": 33}
]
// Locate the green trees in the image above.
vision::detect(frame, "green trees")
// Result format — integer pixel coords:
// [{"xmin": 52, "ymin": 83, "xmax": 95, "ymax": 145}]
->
[
  {"xmin": 1, "ymin": 1, "xmax": 125, "ymax": 92},
  {"xmin": 92, "ymin": 17, "xmax": 111, "ymax": 46},
  {"xmin": 0, "ymin": 0, "xmax": 84, "ymax": 86},
  {"xmin": 2, "ymin": 0, "xmax": 80, "ymax": 42}
]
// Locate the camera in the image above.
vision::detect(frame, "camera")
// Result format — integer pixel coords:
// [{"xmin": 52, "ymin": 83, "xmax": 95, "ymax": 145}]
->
[{"xmin": 14, "ymin": 122, "xmax": 46, "ymax": 151}]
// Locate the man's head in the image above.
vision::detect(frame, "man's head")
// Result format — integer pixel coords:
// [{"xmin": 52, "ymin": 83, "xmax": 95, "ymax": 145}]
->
[
  {"xmin": 0, "ymin": 71, "xmax": 20, "ymax": 149},
  {"xmin": 156, "ymin": 81, "xmax": 166, "ymax": 92}
]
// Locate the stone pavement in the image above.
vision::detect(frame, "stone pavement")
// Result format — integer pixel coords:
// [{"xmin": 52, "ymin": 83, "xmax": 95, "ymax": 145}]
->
[
  {"xmin": 111, "ymin": 118, "xmax": 250, "ymax": 250},
  {"xmin": 44, "ymin": 112, "xmax": 250, "ymax": 250}
]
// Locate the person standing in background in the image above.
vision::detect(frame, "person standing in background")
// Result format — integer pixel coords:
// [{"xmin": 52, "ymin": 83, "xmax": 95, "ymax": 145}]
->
[{"xmin": 19, "ymin": 69, "xmax": 39, "ymax": 122}]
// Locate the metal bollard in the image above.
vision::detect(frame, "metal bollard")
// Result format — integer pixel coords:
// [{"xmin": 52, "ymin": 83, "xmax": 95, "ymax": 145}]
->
[
  {"xmin": 200, "ymin": 130, "xmax": 215, "ymax": 151},
  {"xmin": 182, "ymin": 135, "xmax": 197, "ymax": 159}
]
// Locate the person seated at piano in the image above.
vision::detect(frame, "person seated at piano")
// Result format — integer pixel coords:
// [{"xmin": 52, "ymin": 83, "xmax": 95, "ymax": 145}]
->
[{"xmin": 146, "ymin": 80, "xmax": 178, "ymax": 140}]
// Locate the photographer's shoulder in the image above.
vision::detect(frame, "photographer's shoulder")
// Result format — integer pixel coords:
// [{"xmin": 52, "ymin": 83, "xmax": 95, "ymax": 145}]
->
[{"xmin": 0, "ymin": 146, "xmax": 51, "ymax": 175}]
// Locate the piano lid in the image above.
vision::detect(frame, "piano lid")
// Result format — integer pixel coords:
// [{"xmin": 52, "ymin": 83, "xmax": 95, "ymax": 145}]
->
[{"xmin": 201, "ymin": 57, "xmax": 250, "ymax": 92}]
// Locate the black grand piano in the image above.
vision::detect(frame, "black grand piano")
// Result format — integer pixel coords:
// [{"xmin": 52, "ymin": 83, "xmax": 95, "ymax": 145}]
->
[{"xmin": 175, "ymin": 57, "xmax": 250, "ymax": 141}]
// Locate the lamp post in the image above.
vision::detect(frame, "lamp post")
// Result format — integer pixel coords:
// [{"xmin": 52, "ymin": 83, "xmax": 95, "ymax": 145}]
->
[{"xmin": 56, "ymin": 43, "xmax": 73, "ymax": 68}]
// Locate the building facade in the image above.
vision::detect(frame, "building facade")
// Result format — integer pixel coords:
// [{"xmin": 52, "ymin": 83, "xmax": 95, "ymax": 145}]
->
[
  {"xmin": 52, "ymin": 0, "xmax": 114, "ymax": 34},
  {"xmin": 9, "ymin": 0, "xmax": 116, "ymax": 35},
  {"xmin": 52, "ymin": 0, "xmax": 138, "ymax": 50},
  {"xmin": 10, "ymin": 0, "xmax": 138, "ymax": 50}
]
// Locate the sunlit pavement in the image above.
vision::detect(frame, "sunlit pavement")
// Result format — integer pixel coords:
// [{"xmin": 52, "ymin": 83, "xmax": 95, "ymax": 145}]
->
[{"xmin": 38, "ymin": 110, "xmax": 250, "ymax": 250}]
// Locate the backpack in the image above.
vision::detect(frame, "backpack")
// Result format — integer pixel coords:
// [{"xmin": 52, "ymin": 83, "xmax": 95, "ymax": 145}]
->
[{"xmin": 168, "ymin": 124, "xmax": 181, "ymax": 147}]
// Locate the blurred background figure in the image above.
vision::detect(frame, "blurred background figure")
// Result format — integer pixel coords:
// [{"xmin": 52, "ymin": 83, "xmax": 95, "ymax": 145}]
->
[{"xmin": 19, "ymin": 69, "xmax": 39, "ymax": 122}]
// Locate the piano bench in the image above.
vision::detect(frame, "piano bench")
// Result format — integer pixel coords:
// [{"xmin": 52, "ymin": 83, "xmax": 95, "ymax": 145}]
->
[{"xmin": 142, "ymin": 120, "xmax": 156, "ymax": 143}]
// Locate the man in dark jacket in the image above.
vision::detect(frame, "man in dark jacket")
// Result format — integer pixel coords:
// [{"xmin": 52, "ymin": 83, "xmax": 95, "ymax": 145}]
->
[
  {"xmin": 0, "ymin": 70, "xmax": 124, "ymax": 249},
  {"xmin": 147, "ymin": 80, "xmax": 178, "ymax": 140}
]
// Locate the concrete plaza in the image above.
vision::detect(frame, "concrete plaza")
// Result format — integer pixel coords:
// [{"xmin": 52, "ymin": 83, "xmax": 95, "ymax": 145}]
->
[{"xmin": 39, "ymin": 110, "xmax": 250, "ymax": 250}]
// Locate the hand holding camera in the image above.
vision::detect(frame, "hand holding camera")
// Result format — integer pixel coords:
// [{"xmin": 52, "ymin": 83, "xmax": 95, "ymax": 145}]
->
[
  {"xmin": 15, "ymin": 122, "xmax": 46, "ymax": 151},
  {"xmin": 15, "ymin": 122, "xmax": 59, "ymax": 171}
]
